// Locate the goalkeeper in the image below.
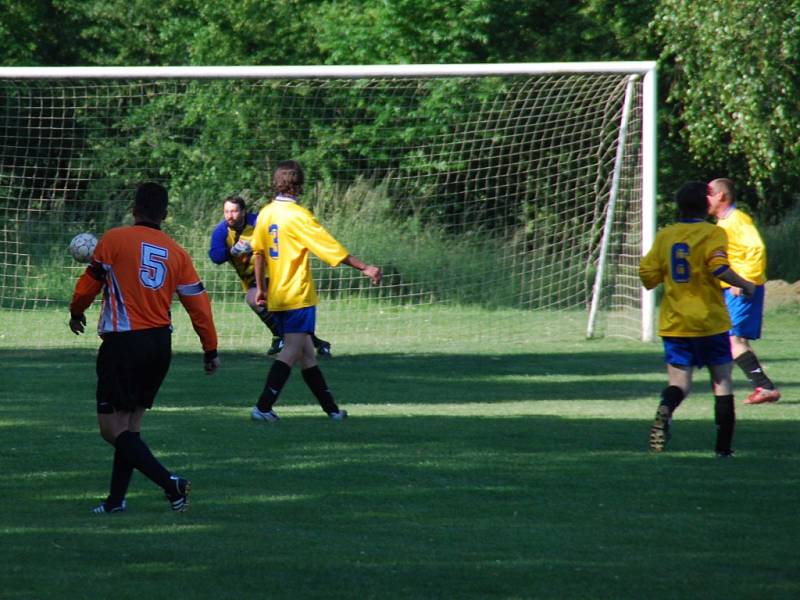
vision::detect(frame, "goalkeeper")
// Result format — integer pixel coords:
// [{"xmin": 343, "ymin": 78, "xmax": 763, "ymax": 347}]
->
[
  {"xmin": 209, "ymin": 195, "xmax": 331, "ymax": 356},
  {"xmin": 70, "ymin": 182, "xmax": 219, "ymax": 514}
]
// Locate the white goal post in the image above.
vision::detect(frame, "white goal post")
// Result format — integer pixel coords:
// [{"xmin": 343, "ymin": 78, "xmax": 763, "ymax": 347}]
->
[{"xmin": 0, "ymin": 62, "xmax": 656, "ymax": 351}]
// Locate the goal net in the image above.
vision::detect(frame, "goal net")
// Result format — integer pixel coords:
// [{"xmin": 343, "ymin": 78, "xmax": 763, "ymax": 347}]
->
[{"xmin": 0, "ymin": 63, "xmax": 656, "ymax": 352}]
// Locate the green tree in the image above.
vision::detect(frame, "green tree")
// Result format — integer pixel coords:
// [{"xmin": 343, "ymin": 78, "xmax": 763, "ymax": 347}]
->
[
  {"xmin": 312, "ymin": 0, "xmax": 491, "ymax": 64},
  {"xmin": 654, "ymin": 1, "xmax": 800, "ymax": 219},
  {"xmin": 311, "ymin": 0, "xmax": 658, "ymax": 64},
  {"xmin": 53, "ymin": 0, "xmax": 203, "ymax": 65},
  {"xmin": 579, "ymin": 0, "xmax": 659, "ymax": 60},
  {"xmin": 41, "ymin": 0, "xmax": 659, "ymax": 67},
  {"xmin": 0, "ymin": 0, "xmax": 663, "ymax": 224},
  {"xmin": 0, "ymin": 0, "xmax": 85, "ymax": 65}
]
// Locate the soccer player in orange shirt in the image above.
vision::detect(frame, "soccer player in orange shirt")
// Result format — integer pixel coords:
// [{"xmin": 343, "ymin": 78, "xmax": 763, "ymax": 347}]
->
[
  {"xmin": 70, "ymin": 182, "xmax": 220, "ymax": 513},
  {"xmin": 640, "ymin": 181, "xmax": 755, "ymax": 457},
  {"xmin": 249, "ymin": 160, "xmax": 381, "ymax": 421}
]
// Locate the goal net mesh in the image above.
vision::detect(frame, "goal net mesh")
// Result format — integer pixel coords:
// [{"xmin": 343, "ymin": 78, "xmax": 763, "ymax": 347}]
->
[{"xmin": 0, "ymin": 71, "xmax": 646, "ymax": 352}]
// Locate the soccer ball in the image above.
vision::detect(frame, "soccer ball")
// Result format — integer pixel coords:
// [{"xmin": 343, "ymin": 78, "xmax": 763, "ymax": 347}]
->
[{"xmin": 68, "ymin": 232, "xmax": 97, "ymax": 263}]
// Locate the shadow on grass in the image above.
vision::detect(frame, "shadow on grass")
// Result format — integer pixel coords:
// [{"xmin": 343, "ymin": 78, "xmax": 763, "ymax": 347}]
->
[{"xmin": 4, "ymin": 348, "xmax": 797, "ymax": 408}]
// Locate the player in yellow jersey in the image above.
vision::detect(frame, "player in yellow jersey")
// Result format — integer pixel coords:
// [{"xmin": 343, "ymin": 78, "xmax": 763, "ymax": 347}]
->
[
  {"xmin": 249, "ymin": 160, "xmax": 382, "ymax": 421},
  {"xmin": 708, "ymin": 178, "xmax": 780, "ymax": 405},
  {"xmin": 69, "ymin": 182, "xmax": 219, "ymax": 513},
  {"xmin": 640, "ymin": 181, "xmax": 755, "ymax": 457},
  {"xmin": 209, "ymin": 195, "xmax": 331, "ymax": 356}
]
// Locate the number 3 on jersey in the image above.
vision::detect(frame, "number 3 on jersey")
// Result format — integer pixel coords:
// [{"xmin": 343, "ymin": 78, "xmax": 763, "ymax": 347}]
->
[
  {"xmin": 670, "ymin": 242, "xmax": 690, "ymax": 283},
  {"xmin": 140, "ymin": 243, "xmax": 168, "ymax": 289},
  {"xmin": 268, "ymin": 224, "xmax": 279, "ymax": 259}
]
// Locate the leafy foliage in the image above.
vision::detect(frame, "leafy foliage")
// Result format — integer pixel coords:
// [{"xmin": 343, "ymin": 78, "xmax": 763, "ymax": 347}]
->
[
  {"xmin": 12, "ymin": 1, "xmax": 800, "ymax": 233},
  {"xmin": 654, "ymin": 1, "xmax": 800, "ymax": 220},
  {"xmin": 0, "ymin": 0, "xmax": 85, "ymax": 65}
]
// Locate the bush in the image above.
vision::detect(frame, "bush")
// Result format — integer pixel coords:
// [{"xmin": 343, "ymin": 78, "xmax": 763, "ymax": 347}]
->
[{"xmin": 763, "ymin": 204, "xmax": 800, "ymax": 283}]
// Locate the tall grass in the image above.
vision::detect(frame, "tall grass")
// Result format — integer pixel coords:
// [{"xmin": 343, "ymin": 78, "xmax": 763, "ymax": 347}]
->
[
  {"xmin": 763, "ymin": 203, "xmax": 800, "ymax": 282},
  {"xmin": 307, "ymin": 177, "xmax": 587, "ymax": 309},
  {"xmin": 8, "ymin": 177, "xmax": 588, "ymax": 312}
]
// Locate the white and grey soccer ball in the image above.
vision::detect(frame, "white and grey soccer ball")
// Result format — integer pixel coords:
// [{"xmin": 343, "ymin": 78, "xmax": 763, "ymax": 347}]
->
[{"xmin": 68, "ymin": 232, "xmax": 97, "ymax": 263}]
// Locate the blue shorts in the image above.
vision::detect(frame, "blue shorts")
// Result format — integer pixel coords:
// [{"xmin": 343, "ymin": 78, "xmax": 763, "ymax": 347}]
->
[
  {"xmin": 662, "ymin": 333, "xmax": 732, "ymax": 368},
  {"xmin": 273, "ymin": 306, "xmax": 316, "ymax": 335},
  {"xmin": 724, "ymin": 285, "xmax": 764, "ymax": 340}
]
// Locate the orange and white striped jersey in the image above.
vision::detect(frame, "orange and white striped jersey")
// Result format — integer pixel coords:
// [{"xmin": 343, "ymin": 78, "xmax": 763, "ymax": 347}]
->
[{"xmin": 70, "ymin": 223, "xmax": 217, "ymax": 352}]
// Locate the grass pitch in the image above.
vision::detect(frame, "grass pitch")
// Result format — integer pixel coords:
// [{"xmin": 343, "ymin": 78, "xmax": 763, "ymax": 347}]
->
[{"xmin": 1, "ymin": 309, "xmax": 799, "ymax": 599}]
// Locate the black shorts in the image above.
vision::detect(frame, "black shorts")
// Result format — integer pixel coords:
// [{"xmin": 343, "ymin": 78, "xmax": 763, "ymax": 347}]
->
[{"xmin": 96, "ymin": 327, "xmax": 172, "ymax": 414}]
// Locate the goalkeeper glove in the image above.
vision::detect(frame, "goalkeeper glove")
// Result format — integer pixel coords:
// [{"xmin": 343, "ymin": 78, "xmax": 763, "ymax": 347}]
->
[
  {"xmin": 69, "ymin": 313, "xmax": 87, "ymax": 335},
  {"xmin": 230, "ymin": 239, "xmax": 252, "ymax": 257},
  {"xmin": 204, "ymin": 349, "xmax": 220, "ymax": 374}
]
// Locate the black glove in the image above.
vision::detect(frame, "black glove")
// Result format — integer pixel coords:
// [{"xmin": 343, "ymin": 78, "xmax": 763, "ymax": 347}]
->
[{"xmin": 69, "ymin": 313, "xmax": 87, "ymax": 335}]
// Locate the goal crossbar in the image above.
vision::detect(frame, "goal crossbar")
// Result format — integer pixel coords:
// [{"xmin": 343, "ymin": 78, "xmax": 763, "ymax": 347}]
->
[{"xmin": 0, "ymin": 62, "xmax": 657, "ymax": 80}]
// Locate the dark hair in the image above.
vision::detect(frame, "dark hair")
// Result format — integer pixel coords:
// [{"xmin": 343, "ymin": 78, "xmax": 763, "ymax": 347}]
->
[
  {"xmin": 134, "ymin": 182, "xmax": 168, "ymax": 221},
  {"xmin": 224, "ymin": 195, "xmax": 247, "ymax": 211},
  {"xmin": 675, "ymin": 181, "xmax": 709, "ymax": 218},
  {"xmin": 272, "ymin": 160, "xmax": 304, "ymax": 196}
]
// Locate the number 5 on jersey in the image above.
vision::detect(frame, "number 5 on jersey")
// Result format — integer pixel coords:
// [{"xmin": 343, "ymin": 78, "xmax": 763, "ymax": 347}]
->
[{"xmin": 140, "ymin": 243, "xmax": 168, "ymax": 289}]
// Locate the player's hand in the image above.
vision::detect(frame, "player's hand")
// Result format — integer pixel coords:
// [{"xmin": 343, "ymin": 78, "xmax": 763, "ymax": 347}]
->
[
  {"xmin": 730, "ymin": 287, "xmax": 742, "ymax": 297},
  {"xmin": 69, "ymin": 314, "xmax": 86, "ymax": 335},
  {"xmin": 230, "ymin": 239, "xmax": 252, "ymax": 257},
  {"xmin": 362, "ymin": 265, "xmax": 382, "ymax": 285},
  {"xmin": 741, "ymin": 281, "xmax": 756, "ymax": 299},
  {"xmin": 204, "ymin": 350, "xmax": 220, "ymax": 374},
  {"xmin": 255, "ymin": 289, "xmax": 267, "ymax": 307}
]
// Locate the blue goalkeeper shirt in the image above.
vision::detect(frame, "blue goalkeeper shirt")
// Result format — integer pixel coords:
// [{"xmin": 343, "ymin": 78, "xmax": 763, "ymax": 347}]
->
[{"xmin": 209, "ymin": 212, "xmax": 259, "ymax": 290}]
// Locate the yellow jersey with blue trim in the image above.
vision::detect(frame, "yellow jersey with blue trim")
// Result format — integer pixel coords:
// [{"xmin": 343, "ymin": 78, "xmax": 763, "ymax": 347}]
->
[
  {"xmin": 639, "ymin": 219, "xmax": 732, "ymax": 337},
  {"xmin": 251, "ymin": 197, "xmax": 349, "ymax": 311},
  {"xmin": 715, "ymin": 206, "xmax": 766, "ymax": 286}
]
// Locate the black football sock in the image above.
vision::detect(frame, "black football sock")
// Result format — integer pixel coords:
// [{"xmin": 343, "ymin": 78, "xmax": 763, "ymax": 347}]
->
[
  {"xmin": 114, "ymin": 430, "xmax": 172, "ymax": 492},
  {"xmin": 734, "ymin": 351, "xmax": 774, "ymax": 389},
  {"xmin": 311, "ymin": 334, "xmax": 326, "ymax": 349},
  {"xmin": 301, "ymin": 365, "xmax": 339, "ymax": 414},
  {"xmin": 714, "ymin": 394, "xmax": 735, "ymax": 454},
  {"xmin": 659, "ymin": 385, "xmax": 684, "ymax": 414},
  {"xmin": 106, "ymin": 432, "xmax": 138, "ymax": 507},
  {"xmin": 257, "ymin": 359, "xmax": 292, "ymax": 412}
]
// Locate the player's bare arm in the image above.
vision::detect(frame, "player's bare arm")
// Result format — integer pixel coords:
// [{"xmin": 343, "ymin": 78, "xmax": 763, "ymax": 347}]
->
[
  {"xmin": 253, "ymin": 252, "xmax": 268, "ymax": 305},
  {"xmin": 342, "ymin": 254, "xmax": 382, "ymax": 285},
  {"xmin": 716, "ymin": 267, "xmax": 755, "ymax": 298}
]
